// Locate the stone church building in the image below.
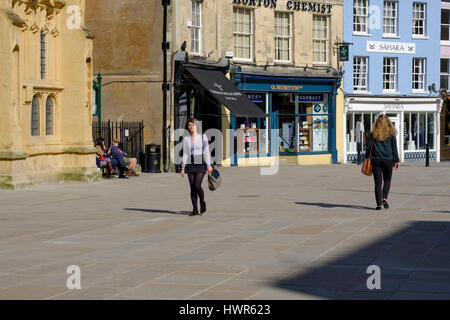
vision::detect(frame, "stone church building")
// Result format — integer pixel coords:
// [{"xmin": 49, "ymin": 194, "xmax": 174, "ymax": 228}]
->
[{"xmin": 0, "ymin": 0, "xmax": 99, "ymax": 188}]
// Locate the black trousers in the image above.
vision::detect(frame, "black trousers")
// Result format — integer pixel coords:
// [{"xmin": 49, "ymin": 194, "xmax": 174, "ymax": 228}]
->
[{"xmin": 372, "ymin": 159, "xmax": 394, "ymax": 206}]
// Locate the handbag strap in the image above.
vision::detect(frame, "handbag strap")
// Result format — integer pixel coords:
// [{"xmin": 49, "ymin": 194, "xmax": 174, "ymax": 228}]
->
[{"xmin": 368, "ymin": 134, "xmax": 374, "ymax": 157}]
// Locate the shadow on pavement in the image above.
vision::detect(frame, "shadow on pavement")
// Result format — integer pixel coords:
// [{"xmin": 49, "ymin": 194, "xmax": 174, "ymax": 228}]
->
[
  {"xmin": 269, "ymin": 221, "xmax": 450, "ymax": 300},
  {"xmin": 295, "ymin": 202, "xmax": 374, "ymax": 211},
  {"xmin": 123, "ymin": 208, "xmax": 191, "ymax": 216},
  {"xmin": 328, "ymin": 188, "xmax": 450, "ymax": 198}
]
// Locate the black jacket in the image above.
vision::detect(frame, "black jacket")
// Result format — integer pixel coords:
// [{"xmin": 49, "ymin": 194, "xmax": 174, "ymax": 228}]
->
[{"xmin": 366, "ymin": 134, "xmax": 400, "ymax": 163}]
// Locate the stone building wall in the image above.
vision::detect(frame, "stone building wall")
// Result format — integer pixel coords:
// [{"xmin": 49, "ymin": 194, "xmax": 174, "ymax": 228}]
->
[
  {"xmin": 0, "ymin": 0, "xmax": 99, "ymax": 189},
  {"xmin": 84, "ymin": 0, "xmax": 163, "ymax": 145}
]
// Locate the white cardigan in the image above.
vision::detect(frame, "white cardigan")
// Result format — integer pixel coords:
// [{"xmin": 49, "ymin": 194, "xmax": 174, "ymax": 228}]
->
[{"xmin": 181, "ymin": 134, "xmax": 211, "ymax": 167}]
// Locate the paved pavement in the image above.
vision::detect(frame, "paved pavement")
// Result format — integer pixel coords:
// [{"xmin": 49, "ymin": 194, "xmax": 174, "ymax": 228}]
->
[{"xmin": 0, "ymin": 162, "xmax": 449, "ymax": 300}]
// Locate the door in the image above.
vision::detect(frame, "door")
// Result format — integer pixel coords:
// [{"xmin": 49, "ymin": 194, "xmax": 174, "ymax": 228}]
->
[{"xmin": 387, "ymin": 114, "xmax": 401, "ymax": 160}]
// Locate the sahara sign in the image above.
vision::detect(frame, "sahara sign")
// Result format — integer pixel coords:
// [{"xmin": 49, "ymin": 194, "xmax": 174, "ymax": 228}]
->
[{"xmin": 366, "ymin": 41, "xmax": 416, "ymax": 54}]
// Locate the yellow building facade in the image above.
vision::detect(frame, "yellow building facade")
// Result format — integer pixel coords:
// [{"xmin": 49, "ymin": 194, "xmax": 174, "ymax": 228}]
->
[
  {"xmin": 0, "ymin": 0, "xmax": 99, "ymax": 189},
  {"xmin": 170, "ymin": 0, "xmax": 345, "ymax": 167}
]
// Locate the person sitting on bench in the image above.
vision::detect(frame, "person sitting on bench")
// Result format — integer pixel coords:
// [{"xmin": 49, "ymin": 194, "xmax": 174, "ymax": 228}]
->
[{"xmin": 109, "ymin": 139, "xmax": 129, "ymax": 179}]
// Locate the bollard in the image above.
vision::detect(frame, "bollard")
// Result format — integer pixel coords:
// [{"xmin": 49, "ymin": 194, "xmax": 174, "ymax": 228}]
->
[{"xmin": 425, "ymin": 143, "xmax": 430, "ymax": 167}]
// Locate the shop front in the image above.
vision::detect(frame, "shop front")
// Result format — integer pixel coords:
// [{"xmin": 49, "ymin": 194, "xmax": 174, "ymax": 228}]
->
[
  {"xmin": 229, "ymin": 69, "xmax": 341, "ymax": 166},
  {"xmin": 344, "ymin": 96, "xmax": 442, "ymax": 163}
]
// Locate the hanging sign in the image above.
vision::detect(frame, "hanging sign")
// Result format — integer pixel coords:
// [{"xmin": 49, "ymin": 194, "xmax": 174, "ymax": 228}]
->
[{"xmin": 339, "ymin": 45, "xmax": 349, "ymax": 61}]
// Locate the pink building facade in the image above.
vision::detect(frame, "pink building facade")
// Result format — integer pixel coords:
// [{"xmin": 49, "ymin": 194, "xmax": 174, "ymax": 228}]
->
[{"xmin": 441, "ymin": 1, "xmax": 450, "ymax": 159}]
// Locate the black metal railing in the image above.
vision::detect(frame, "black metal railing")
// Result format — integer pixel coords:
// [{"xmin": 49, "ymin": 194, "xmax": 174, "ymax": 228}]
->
[{"xmin": 92, "ymin": 120, "xmax": 144, "ymax": 161}]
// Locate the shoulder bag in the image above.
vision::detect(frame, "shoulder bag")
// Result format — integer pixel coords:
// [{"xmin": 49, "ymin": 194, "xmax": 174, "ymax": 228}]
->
[{"xmin": 362, "ymin": 135, "xmax": 374, "ymax": 176}]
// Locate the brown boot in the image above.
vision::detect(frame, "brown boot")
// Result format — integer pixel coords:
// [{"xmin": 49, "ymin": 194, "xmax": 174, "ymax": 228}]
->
[
  {"xmin": 131, "ymin": 169, "xmax": 139, "ymax": 177},
  {"xmin": 105, "ymin": 166, "xmax": 111, "ymax": 179},
  {"xmin": 107, "ymin": 162, "xmax": 114, "ymax": 179}
]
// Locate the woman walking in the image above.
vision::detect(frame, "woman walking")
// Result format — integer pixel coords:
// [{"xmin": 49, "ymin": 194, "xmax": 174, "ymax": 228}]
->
[
  {"xmin": 366, "ymin": 115, "xmax": 400, "ymax": 210},
  {"xmin": 181, "ymin": 118, "xmax": 213, "ymax": 216}
]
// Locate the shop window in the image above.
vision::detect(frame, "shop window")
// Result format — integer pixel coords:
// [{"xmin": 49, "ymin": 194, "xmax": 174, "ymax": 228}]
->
[
  {"xmin": 427, "ymin": 113, "xmax": 434, "ymax": 150},
  {"xmin": 404, "ymin": 112, "xmax": 434, "ymax": 151},
  {"xmin": 347, "ymin": 112, "xmax": 378, "ymax": 154},
  {"xmin": 236, "ymin": 93, "xmax": 268, "ymax": 155},
  {"xmin": 419, "ymin": 113, "xmax": 426, "ymax": 150},
  {"xmin": 31, "ymin": 95, "xmax": 40, "ymax": 136},
  {"xmin": 275, "ymin": 93, "xmax": 329, "ymax": 154}
]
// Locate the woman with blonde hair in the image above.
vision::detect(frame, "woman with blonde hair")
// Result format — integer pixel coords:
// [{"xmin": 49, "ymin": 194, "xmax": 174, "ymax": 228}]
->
[
  {"xmin": 181, "ymin": 118, "xmax": 213, "ymax": 216},
  {"xmin": 366, "ymin": 114, "xmax": 400, "ymax": 210}
]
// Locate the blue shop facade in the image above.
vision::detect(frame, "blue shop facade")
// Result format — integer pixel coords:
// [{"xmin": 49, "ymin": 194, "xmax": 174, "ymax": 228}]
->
[{"xmin": 229, "ymin": 67, "xmax": 342, "ymax": 165}]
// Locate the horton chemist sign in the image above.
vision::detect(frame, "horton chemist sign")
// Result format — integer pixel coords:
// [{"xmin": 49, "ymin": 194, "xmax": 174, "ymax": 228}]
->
[{"xmin": 232, "ymin": 0, "xmax": 333, "ymax": 13}]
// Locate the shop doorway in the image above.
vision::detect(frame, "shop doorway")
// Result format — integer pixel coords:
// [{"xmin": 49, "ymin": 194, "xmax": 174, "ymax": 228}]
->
[{"xmin": 387, "ymin": 113, "xmax": 401, "ymax": 157}]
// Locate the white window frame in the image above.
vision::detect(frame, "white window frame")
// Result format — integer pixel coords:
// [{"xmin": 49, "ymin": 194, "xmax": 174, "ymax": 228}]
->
[
  {"xmin": 312, "ymin": 15, "xmax": 329, "ymax": 65},
  {"xmin": 353, "ymin": 0, "xmax": 369, "ymax": 35},
  {"xmin": 441, "ymin": 58, "xmax": 450, "ymax": 91},
  {"xmin": 383, "ymin": 57, "xmax": 398, "ymax": 93},
  {"xmin": 412, "ymin": 58, "xmax": 426, "ymax": 93},
  {"xmin": 191, "ymin": 0, "xmax": 202, "ymax": 55},
  {"xmin": 233, "ymin": 7, "xmax": 253, "ymax": 62},
  {"xmin": 383, "ymin": 1, "xmax": 398, "ymax": 37},
  {"xmin": 353, "ymin": 56, "xmax": 369, "ymax": 92},
  {"xmin": 412, "ymin": 2, "xmax": 426, "ymax": 37},
  {"xmin": 274, "ymin": 12, "xmax": 292, "ymax": 63},
  {"xmin": 442, "ymin": 9, "xmax": 450, "ymax": 44}
]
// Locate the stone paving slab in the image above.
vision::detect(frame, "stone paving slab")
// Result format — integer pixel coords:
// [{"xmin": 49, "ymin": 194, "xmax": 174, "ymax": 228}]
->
[{"xmin": 0, "ymin": 163, "xmax": 449, "ymax": 300}]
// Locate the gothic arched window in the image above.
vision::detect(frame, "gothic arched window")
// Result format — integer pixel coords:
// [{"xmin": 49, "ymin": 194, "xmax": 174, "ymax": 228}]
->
[
  {"xmin": 46, "ymin": 97, "xmax": 53, "ymax": 135},
  {"xmin": 31, "ymin": 95, "xmax": 40, "ymax": 136}
]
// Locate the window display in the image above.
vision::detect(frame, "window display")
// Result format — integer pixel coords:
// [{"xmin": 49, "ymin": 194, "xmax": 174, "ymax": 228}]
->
[
  {"xmin": 346, "ymin": 112, "xmax": 379, "ymax": 153},
  {"xmin": 274, "ymin": 93, "xmax": 329, "ymax": 153},
  {"xmin": 236, "ymin": 93, "xmax": 268, "ymax": 154},
  {"xmin": 404, "ymin": 112, "xmax": 435, "ymax": 151}
]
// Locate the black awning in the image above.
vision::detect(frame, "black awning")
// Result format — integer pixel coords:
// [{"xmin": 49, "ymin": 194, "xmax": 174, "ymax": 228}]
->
[{"xmin": 185, "ymin": 67, "xmax": 266, "ymax": 118}]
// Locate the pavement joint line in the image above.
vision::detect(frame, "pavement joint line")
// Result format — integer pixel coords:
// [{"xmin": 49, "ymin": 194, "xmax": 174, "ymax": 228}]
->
[
  {"xmin": 0, "ymin": 195, "xmax": 99, "ymax": 207},
  {"xmin": 309, "ymin": 221, "xmax": 375, "ymax": 264},
  {"xmin": 103, "ymin": 270, "xmax": 181, "ymax": 300},
  {"xmin": 44, "ymin": 275, "xmax": 118, "ymax": 300},
  {"xmin": 184, "ymin": 268, "xmax": 258, "ymax": 300},
  {"xmin": 418, "ymin": 225, "xmax": 450, "ymax": 264}
]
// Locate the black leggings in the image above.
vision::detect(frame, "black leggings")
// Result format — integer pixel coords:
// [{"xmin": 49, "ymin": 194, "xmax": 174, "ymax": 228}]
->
[
  {"xmin": 188, "ymin": 172, "xmax": 206, "ymax": 210},
  {"xmin": 372, "ymin": 159, "xmax": 394, "ymax": 206}
]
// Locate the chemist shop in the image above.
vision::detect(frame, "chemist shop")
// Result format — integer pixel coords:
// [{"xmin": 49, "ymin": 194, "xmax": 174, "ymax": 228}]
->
[
  {"xmin": 230, "ymin": 70, "xmax": 341, "ymax": 165},
  {"xmin": 344, "ymin": 96, "xmax": 442, "ymax": 163}
]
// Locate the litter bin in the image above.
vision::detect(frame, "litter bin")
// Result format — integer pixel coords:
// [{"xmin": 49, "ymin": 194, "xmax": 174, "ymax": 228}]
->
[{"xmin": 145, "ymin": 144, "xmax": 161, "ymax": 173}]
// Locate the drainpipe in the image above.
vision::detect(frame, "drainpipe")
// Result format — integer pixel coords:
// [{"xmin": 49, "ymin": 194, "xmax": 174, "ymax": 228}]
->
[{"xmin": 162, "ymin": 0, "xmax": 170, "ymax": 173}]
